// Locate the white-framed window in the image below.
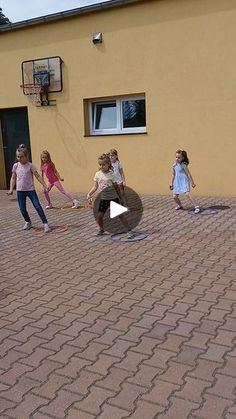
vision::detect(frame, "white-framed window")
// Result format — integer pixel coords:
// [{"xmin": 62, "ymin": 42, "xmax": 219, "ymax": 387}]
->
[{"xmin": 89, "ymin": 95, "xmax": 146, "ymax": 135}]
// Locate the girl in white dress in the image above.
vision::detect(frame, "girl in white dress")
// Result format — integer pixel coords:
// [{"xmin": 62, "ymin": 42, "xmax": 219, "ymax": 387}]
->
[{"xmin": 170, "ymin": 149, "xmax": 200, "ymax": 214}]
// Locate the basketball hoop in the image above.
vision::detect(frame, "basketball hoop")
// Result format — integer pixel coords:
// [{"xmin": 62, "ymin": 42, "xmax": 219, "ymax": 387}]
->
[
  {"xmin": 21, "ymin": 57, "xmax": 63, "ymax": 107},
  {"xmin": 20, "ymin": 83, "xmax": 46, "ymax": 107}
]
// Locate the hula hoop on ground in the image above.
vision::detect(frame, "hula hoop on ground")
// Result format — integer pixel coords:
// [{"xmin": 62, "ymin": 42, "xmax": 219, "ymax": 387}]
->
[
  {"xmin": 58, "ymin": 204, "xmax": 87, "ymax": 211},
  {"xmin": 32, "ymin": 225, "xmax": 68, "ymax": 237},
  {"xmin": 188, "ymin": 208, "xmax": 218, "ymax": 216},
  {"xmin": 109, "ymin": 231, "xmax": 148, "ymax": 243}
]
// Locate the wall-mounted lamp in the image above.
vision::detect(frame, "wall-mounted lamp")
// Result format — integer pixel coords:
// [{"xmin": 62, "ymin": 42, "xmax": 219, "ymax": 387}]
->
[{"xmin": 92, "ymin": 32, "xmax": 103, "ymax": 44}]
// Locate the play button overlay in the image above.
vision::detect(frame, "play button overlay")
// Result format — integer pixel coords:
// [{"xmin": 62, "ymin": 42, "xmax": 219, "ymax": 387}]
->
[
  {"xmin": 110, "ymin": 201, "xmax": 128, "ymax": 219},
  {"xmin": 93, "ymin": 186, "xmax": 143, "ymax": 234}
]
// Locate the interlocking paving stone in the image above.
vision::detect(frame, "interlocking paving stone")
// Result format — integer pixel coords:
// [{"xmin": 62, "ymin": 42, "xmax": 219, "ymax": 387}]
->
[
  {"xmin": 174, "ymin": 376, "xmax": 212, "ymax": 403},
  {"xmin": 65, "ymin": 410, "xmax": 96, "ymax": 419},
  {"xmin": 142, "ymin": 379, "xmax": 180, "ymax": 406},
  {"xmin": 98, "ymin": 404, "xmax": 129, "ymax": 419},
  {"xmin": 39, "ymin": 389, "xmax": 83, "ymax": 417},
  {"xmin": 1, "ymin": 191, "xmax": 236, "ymax": 417},
  {"xmin": 187, "ymin": 358, "xmax": 222, "ymax": 382},
  {"xmin": 95, "ymin": 367, "xmax": 133, "ymax": 392},
  {"xmin": 124, "ymin": 400, "xmax": 165, "ymax": 418},
  {"xmin": 192, "ymin": 393, "xmax": 234, "ymax": 419},
  {"xmin": 108, "ymin": 382, "xmax": 148, "ymax": 411},
  {"xmin": 73, "ymin": 385, "xmax": 115, "ymax": 415},
  {"xmin": 206, "ymin": 373, "xmax": 236, "ymax": 400},
  {"xmin": 4, "ymin": 393, "xmax": 49, "ymax": 418},
  {"xmin": 157, "ymin": 397, "xmax": 199, "ymax": 419}
]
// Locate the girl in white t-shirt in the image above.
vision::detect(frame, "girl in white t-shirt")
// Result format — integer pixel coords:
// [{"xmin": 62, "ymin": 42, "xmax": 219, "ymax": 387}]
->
[
  {"xmin": 109, "ymin": 149, "xmax": 128, "ymax": 207},
  {"xmin": 87, "ymin": 153, "xmax": 132, "ymax": 237}
]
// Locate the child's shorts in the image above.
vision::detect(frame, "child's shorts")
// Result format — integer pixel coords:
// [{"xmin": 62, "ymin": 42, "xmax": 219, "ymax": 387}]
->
[{"xmin": 98, "ymin": 198, "xmax": 119, "ymax": 213}]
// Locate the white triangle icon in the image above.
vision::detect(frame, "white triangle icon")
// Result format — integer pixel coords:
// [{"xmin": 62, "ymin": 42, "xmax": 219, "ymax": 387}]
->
[{"xmin": 110, "ymin": 201, "xmax": 128, "ymax": 219}]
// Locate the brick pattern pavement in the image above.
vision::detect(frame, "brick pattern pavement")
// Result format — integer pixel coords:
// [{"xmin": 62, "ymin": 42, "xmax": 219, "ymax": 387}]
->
[{"xmin": 0, "ymin": 191, "xmax": 236, "ymax": 418}]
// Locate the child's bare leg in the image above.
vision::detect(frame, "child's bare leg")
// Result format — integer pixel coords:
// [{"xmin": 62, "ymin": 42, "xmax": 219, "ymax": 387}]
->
[
  {"xmin": 173, "ymin": 194, "xmax": 182, "ymax": 207},
  {"xmin": 185, "ymin": 193, "xmax": 198, "ymax": 208},
  {"xmin": 119, "ymin": 214, "xmax": 131, "ymax": 231},
  {"xmin": 44, "ymin": 183, "xmax": 53, "ymax": 207},
  {"xmin": 54, "ymin": 180, "xmax": 74, "ymax": 202},
  {"xmin": 44, "ymin": 190, "xmax": 52, "ymax": 206},
  {"xmin": 120, "ymin": 190, "xmax": 128, "ymax": 207}
]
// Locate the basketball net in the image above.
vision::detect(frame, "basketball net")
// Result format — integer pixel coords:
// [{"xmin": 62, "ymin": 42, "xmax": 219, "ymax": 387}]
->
[{"xmin": 21, "ymin": 84, "xmax": 45, "ymax": 107}]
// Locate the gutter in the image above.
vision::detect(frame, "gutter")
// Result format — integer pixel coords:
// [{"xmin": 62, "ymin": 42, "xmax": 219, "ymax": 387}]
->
[{"xmin": 0, "ymin": 0, "xmax": 142, "ymax": 32}]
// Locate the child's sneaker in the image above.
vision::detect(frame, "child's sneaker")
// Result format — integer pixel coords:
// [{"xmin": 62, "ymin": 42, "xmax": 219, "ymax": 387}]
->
[
  {"xmin": 194, "ymin": 206, "xmax": 200, "ymax": 214},
  {"xmin": 23, "ymin": 221, "xmax": 32, "ymax": 230},
  {"xmin": 96, "ymin": 228, "xmax": 105, "ymax": 236},
  {"xmin": 46, "ymin": 204, "xmax": 53, "ymax": 209},
  {"xmin": 44, "ymin": 224, "xmax": 51, "ymax": 233},
  {"xmin": 72, "ymin": 199, "xmax": 79, "ymax": 209},
  {"xmin": 175, "ymin": 205, "xmax": 183, "ymax": 210}
]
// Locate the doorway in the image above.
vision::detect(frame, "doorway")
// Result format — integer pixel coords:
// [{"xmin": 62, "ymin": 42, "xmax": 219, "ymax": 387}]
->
[{"xmin": 0, "ymin": 107, "xmax": 31, "ymax": 189}]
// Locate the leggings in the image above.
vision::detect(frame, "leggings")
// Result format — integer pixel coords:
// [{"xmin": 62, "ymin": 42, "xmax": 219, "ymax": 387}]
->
[
  {"xmin": 17, "ymin": 190, "xmax": 48, "ymax": 224},
  {"xmin": 44, "ymin": 180, "xmax": 74, "ymax": 206}
]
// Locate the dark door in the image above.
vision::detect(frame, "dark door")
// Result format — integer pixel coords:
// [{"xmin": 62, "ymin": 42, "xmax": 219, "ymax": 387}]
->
[{"xmin": 0, "ymin": 107, "xmax": 31, "ymax": 188}]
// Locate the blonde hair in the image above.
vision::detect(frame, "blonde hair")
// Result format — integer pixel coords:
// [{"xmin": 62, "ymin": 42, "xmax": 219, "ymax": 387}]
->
[
  {"xmin": 98, "ymin": 153, "xmax": 112, "ymax": 171},
  {"xmin": 40, "ymin": 150, "xmax": 52, "ymax": 167},
  {"xmin": 109, "ymin": 148, "xmax": 119, "ymax": 161}
]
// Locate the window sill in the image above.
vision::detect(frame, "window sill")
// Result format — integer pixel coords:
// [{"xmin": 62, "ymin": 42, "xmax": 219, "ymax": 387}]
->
[{"xmin": 84, "ymin": 132, "xmax": 148, "ymax": 138}]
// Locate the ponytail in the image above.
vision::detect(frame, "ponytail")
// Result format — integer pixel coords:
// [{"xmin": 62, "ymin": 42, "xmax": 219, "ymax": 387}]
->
[{"xmin": 181, "ymin": 150, "xmax": 189, "ymax": 165}]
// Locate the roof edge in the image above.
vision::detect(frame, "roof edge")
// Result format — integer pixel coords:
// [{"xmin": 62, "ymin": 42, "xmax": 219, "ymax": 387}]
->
[{"xmin": 0, "ymin": 0, "xmax": 143, "ymax": 32}]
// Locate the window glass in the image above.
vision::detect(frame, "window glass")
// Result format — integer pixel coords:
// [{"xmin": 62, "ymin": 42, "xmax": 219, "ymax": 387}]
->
[
  {"xmin": 94, "ymin": 102, "xmax": 117, "ymax": 129},
  {"xmin": 122, "ymin": 100, "xmax": 146, "ymax": 128},
  {"xmin": 89, "ymin": 96, "xmax": 146, "ymax": 135}
]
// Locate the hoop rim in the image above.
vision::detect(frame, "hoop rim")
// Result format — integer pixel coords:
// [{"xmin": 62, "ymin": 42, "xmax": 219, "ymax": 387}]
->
[{"xmin": 20, "ymin": 83, "xmax": 45, "ymax": 95}]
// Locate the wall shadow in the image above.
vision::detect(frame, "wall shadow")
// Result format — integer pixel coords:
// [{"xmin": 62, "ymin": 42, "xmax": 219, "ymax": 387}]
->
[{"xmin": 55, "ymin": 111, "xmax": 87, "ymax": 168}]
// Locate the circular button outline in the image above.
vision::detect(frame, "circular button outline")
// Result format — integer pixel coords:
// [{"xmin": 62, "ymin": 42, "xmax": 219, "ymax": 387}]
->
[{"xmin": 93, "ymin": 186, "xmax": 143, "ymax": 234}]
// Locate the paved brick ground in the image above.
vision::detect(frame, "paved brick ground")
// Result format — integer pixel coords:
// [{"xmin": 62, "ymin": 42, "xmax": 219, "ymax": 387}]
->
[{"xmin": 0, "ymin": 190, "xmax": 236, "ymax": 418}]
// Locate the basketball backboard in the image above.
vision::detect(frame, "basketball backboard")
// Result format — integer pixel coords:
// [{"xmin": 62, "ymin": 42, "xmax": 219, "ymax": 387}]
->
[{"xmin": 21, "ymin": 56, "xmax": 63, "ymax": 95}]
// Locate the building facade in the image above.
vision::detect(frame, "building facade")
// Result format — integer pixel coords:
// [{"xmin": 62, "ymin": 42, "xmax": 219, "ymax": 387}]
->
[{"xmin": 0, "ymin": 0, "xmax": 236, "ymax": 196}]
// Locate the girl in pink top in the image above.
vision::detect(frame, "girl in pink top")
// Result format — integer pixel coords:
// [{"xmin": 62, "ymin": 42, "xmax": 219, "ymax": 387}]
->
[
  {"xmin": 7, "ymin": 145, "xmax": 51, "ymax": 233},
  {"xmin": 40, "ymin": 150, "xmax": 79, "ymax": 209}
]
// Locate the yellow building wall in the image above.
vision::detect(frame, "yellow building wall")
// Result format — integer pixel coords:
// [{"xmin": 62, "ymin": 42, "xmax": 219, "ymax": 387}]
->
[{"xmin": 0, "ymin": 0, "xmax": 236, "ymax": 196}]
